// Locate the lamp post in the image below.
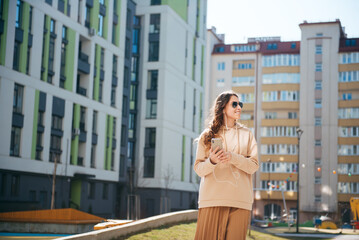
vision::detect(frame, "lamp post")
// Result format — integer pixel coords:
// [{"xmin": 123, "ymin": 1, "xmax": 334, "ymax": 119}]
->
[{"xmin": 296, "ymin": 128, "xmax": 303, "ymax": 233}]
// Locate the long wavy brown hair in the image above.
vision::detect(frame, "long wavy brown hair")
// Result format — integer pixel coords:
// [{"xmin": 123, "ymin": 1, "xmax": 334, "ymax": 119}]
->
[{"xmin": 203, "ymin": 91, "xmax": 239, "ymax": 149}]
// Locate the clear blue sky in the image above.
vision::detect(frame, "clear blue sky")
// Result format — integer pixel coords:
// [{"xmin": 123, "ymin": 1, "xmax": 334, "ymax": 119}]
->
[{"xmin": 206, "ymin": 0, "xmax": 359, "ymax": 44}]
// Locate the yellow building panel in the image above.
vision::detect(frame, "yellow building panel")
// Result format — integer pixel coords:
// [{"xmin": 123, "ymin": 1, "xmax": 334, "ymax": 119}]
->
[
  {"xmin": 260, "ymin": 191, "xmax": 297, "ymax": 201},
  {"xmin": 338, "ymin": 63, "xmax": 359, "ymax": 72},
  {"xmin": 338, "ymin": 174, "xmax": 359, "ymax": 182},
  {"xmin": 338, "ymin": 119, "xmax": 359, "ymax": 126},
  {"xmin": 262, "ymin": 102, "xmax": 299, "ymax": 110},
  {"xmin": 262, "ymin": 66, "xmax": 300, "ymax": 74},
  {"xmin": 262, "ymin": 84, "xmax": 300, "ymax": 91},
  {"xmin": 232, "ymin": 69, "xmax": 255, "ymax": 76},
  {"xmin": 232, "ymin": 86, "xmax": 255, "ymax": 94},
  {"xmin": 338, "ymin": 193, "xmax": 359, "ymax": 202},
  {"xmin": 261, "ymin": 119, "xmax": 299, "ymax": 126},
  {"xmin": 338, "ymin": 82, "xmax": 359, "ymax": 91},
  {"xmin": 261, "ymin": 137, "xmax": 298, "ymax": 144},
  {"xmin": 338, "ymin": 137, "xmax": 359, "ymax": 145},
  {"xmin": 260, "ymin": 173, "xmax": 298, "ymax": 181},
  {"xmin": 242, "ymin": 103, "xmax": 254, "ymax": 111},
  {"xmin": 338, "ymin": 100, "xmax": 359, "ymax": 108},
  {"xmin": 240, "ymin": 120, "xmax": 254, "ymax": 128},
  {"xmin": 260, "ymin": 155, "xmax": 298, "ymax": 162},
  {"xmin": 338, "ymin": 156, "xmax": 359, "ymax": 163}
]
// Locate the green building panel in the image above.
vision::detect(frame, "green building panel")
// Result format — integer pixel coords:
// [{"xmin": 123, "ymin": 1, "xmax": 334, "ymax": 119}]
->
[
  {"xmin": 71, "ymin": 104, "xmax": 80, "ymax": 165},
  {"xmin": 162, "ymin": 0, "xmax": 187, "ymax": 21},
  {"xmin": 113, "ymin": 0, "xmax": 121, "ymax": 46},
  {"xmin": 93, "ymin": 45, "xmax": 101, "ymax": 101},
  {"xmin": 19, "ymin": 2, "xmax": 30, "ymax": 74},
  {"xmin": 70, "ymin": 180, "xmax": 82, "ymax": 209},
  {"xmin": 90, "ymin": 0, "xmax": 99, "ymax": 32},
  {"xmin": 103, "ymin": 0, "xmax": 109, "ymax": 39},
  {"xmin": 41, "ymin": 16, "xmax": 51, "ymax": 82},
  {"xmin": 64, "ymin": 28, "xmax": 76, "ymax": 91},
  {"xmin": 0, "ymin": 0, "xmax": 10, "ymax": 65},
  {"xmin": 104, "ymin": 115, "xmax": 113, "ymax": 170},
  {"xmin": 64, "ymin": 0, "xmax": 69, "ymax": 16},
  {"xmin": 31, "ymin": 90, "xmax": 40, "ymax": 159}
]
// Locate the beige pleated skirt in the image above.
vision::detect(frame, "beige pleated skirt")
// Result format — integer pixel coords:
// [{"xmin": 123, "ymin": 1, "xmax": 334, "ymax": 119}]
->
[{"xmin": 194, "ymin": 207, "xmax": 251, "ymax": 240}]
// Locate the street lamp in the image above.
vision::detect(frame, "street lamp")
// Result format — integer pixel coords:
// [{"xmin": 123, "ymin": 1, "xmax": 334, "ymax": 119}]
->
[{"xmin": 296, "ymin": 128, "xmax": 303, "ymax": 233}]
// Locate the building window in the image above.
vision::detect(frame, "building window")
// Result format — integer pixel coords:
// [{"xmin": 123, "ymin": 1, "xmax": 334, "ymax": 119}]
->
[
  {"xmin": 216, "ymin": 78, "xmax": 225, "ymax": 87},
  {"xmin": 149, "ymin": 14, "xmax": 160, "ymax": 34},
  {"xmin": 262, "ymin": 73, "xmax": 300, "ymax": 84},
  {"xmin": 15, "ymin": 0, "xmax": 22, "ymax": 28},
  {"xmin": 148, "ymin": 42, "xmax": 159, "ymax": 62},
  {"xmin": 151, "ymin": 0, "xmax": 161, "ymax": 5},
  {"xmin": 88, "ymin": 182, "xmax": 95, "ymax": 199},
  {"xmin": 146, "ymin": 99, "xmax": 157, "ymax": 119},
  {"xmin": 315, "ymin": 80, "xmax": 322, "ymax": 90},
  {"xmin": 13, "ymin": 84, "xmax": 24, "ymax": 114},
  {"xmin": 261, "ymin": 144, "xmax": 298, "ymax": 155},
  {"xmin": 90, "ymin": 145, "xmax": 96, "ymax": 168},
  {"xmin": 144, "ymin": 128, "xmax": 156, "ymax": 178},
  {"xmin": 315, "ymin": 63, "xmax": 322, "ymax": 72},
  {"xmin": 338, "ymin": 108, "xmax": 359, "ymax": 119},
  {"xmin": 98, "ymin": 14, "xmax": 104, "ymax": 37},
  {"xmin": 342, "ymin": 93, "xmax": 352, "ymax": 101},
  {"xmin": 315, "ymin": 158, "xmax": 321, "ymax": 165},
  {"xmin": 315, "ymin": 45, "xmax": 322, "ymax": 54},
  {"xmin": 92, "ymin": 111, "xmax": 97, "ymax": 134},
  {"xmin": 263, "ymin": 54, "xmax": 300, "ymax": 67},
  {"xmin": 10, "ymin": 127, "xmax": 21, "ymax": 157},
  {"xmin": 315, "ymin": 196, "xmax": 322, "ymax": 202},
  {"xmin": 10, "ymin": 175, "xmax": 20, "ymax": 197},
  {"xmin": 13, "ymin": 41, "xmax": 21, "ymax": 71},
  {"xmin": 315, "ymin": 140, "xmax": 321, "ymax": 146},
  {"xmin": 338, "ymin": 145, "xmax": 359, "ymax": 156},
  {"xmin": 315, "ymin": 99, "xmax": 322, "ymax": 108},
  {"xmin": 265, "ymin": 112, "xmax": 277, "ymax": 119},
  {"xmin": 217, "ymin": 62, "xmax": 225, "ymax": 70},
  {"xmin": 315, "ymin": 117, "xmax": 322, "ymax": 126},
  {"xmin": 121, "ymin": 125, "xmax": 126, "ymax": 147},
  {"xmin": 288, "ymin": 112, "xmax": 297, "ymax": 119},
  {"xmin": 262, "ymin": 91, "xmax": 299, "ymax": 102}
]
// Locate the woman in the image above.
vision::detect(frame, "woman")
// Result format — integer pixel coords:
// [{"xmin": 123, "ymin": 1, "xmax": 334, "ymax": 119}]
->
[{"xmin": 194, "ymin": 91, "xmax": 259, "ymax": 240}]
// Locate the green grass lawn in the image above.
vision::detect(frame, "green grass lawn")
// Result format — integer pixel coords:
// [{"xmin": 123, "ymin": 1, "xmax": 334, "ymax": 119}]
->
[{"xmin": 115, "ymin": 222, "xmax": 331, "ymax": 240}]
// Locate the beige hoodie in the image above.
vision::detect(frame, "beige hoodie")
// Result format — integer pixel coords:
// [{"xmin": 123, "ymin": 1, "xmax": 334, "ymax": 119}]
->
[{"xmin": 194, "ymin": 123, "xmax": 259, "ymax": 210}]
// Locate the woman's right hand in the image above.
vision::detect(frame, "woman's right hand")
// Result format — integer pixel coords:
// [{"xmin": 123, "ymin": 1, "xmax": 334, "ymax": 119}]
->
[{"xmin": 209, "ymin": 147, "xmax": 224, "ymax": 165}]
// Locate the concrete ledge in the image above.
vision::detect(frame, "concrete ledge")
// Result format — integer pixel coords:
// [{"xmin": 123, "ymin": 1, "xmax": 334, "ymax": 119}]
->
[
  {"xmin": 0, "ymin": 222, "xmax": 94, "ymax": 234},
  {"xmin": 57, "ymin": 210, "xmax": 198, "ymax": 240}
]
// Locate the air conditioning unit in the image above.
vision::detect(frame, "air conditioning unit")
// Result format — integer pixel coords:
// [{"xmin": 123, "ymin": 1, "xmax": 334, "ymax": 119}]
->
[
  {"xmin": 89, "ymin": 28, "xmax": 96, "ymax": 36},
  {"xmin": 72, "ymin": 128, "xmax": 80, "ymax": 136}
]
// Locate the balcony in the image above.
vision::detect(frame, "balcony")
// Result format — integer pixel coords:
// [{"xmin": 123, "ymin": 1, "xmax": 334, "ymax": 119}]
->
[
  {"xmin": 92, "ymin": 133, "xmax": 98, "ymax": 145},
  {"xmin": 262, "ymin": 101, "xmax": 299, "ymax": 110},
  {"xmin": 146, "ymin": 89, "xmax": 157, "ymax": 99},
  {"xmin": 113, "ymin": 13, "xmax": 118, "ymax": 25},
  {"xmin": 77, "ymin": 52, "xmax": 90, "ymax": 74},
  {"xmin": 99, "ymin": 3, "xmax": 106, "ymax": 16},
  {"xmin": 76, "ymin": 86, "xmax": 87, "ymax": 96}
]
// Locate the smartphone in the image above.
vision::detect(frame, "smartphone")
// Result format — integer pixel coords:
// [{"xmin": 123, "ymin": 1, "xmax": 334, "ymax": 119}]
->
[{"xmin": 211, "ymin": 138, "xmax": 223, "ymax": 152}]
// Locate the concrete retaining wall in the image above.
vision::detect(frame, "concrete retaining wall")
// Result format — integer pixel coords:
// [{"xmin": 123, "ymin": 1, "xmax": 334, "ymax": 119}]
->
[
  {"xmin": 0, "ymin": 222, "xmax": 94, "ymax": 234},
  {"xmin": 56, "ymin": 210, "xmax": 198, "ymax": 240}
]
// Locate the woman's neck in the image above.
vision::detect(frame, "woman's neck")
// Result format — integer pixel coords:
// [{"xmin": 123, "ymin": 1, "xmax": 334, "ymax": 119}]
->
[{"xmin": 224, "ymin": 117, "xmax": 236, "ymax": 128}]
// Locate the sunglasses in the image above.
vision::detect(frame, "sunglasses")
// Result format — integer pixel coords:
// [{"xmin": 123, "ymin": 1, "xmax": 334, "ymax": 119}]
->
[{"xmin": 232, "ymin": 101, "xmax": 243, "ymax": 108}]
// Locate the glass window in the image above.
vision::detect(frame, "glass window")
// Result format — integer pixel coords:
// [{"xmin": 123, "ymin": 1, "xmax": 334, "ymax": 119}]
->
[
  {"xmin": 13, "ymin": 84, "xmax": 24, "ymax": 114},
  {"xmin": 98, "ymin": 14, "xmax": 103, "ymax": 37},
  {"xmin": 147, "ymin": 70, "xmax": 158, "ymax": 91},
  {"xmin": 315, "ymin": 99, "xmax": 322, "ymax": 108},
  {"xmin": 315, "ymin": 80, "xmax": 322, "ymax": 90},
  {"xmin": 15, "ymin": 0, "xmax": 22, "ymax": 28},
  {"xmin": 315, "ymin": 45, "xmax": 322, "ymax": 54},
  {"xmin": 149, "ymin": 14, "xmax": 160, "ymax": 34},
  {"xmin": 315, "ymin": 63, "xmax": 322, "ymax": 72},
  {"xmin": 10, "ymin": 127, "xmax": 21, "ymax": 157},
  {"xmin": 148, "ymin": 41, "xmax": 159, "ymax": 62}
]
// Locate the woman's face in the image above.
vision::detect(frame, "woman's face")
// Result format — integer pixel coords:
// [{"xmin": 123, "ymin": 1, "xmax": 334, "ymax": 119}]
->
[{"xmin": 223, "ymin": 95, "xmax": 242, "ymax": 121}]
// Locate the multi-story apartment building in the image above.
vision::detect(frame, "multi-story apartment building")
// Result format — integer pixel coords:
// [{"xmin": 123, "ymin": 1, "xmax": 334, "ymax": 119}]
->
[
  {"xmin": 207, "ymin": 20, "xmax": 359, "ymax": 223},
  {"xmin": 0, "ymin": 0, "xmax": 207, "ymax": 219}
]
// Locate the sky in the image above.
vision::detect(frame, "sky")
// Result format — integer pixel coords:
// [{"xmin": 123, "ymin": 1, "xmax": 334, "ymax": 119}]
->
[{"xmin": 206, "ymin": 0, "xmax": 359, "ymax": 44}]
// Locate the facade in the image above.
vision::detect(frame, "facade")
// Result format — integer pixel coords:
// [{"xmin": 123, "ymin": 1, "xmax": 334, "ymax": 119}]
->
[
  {"xmin": 0, "ymin": 0, "xmax": 207, "ymax": 219},
  {"xmin": 134, "ymin": 0, "xmax": 206, "ymax": 218},
  {"xmin": 207, "ymin": 20, "xmax": 359, "ymax": 223}
]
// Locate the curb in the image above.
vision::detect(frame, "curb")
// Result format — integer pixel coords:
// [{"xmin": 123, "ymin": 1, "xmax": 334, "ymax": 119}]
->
[{"xmin": 56, "ymin": 210, "xmax": 198, "ymax": 240}]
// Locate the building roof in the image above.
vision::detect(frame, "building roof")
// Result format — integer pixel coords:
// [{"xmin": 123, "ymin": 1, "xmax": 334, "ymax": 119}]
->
[
  {"xmin": 211, "ymin": 41, "xmax": 300, "ymax": 55},
  {"xmin": 339, "ymin": 38, "xmax": 359, "ymax": 52}
]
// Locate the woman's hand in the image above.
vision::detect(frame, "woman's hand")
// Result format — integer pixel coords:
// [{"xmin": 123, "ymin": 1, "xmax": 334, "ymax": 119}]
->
[
  {"xmin": 220, "ymin": 151, "xmax": 232, "ymax": 164},
  {"xmin": 209, "ymin": 147, "xmax": 224, "ymax": 164}
]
